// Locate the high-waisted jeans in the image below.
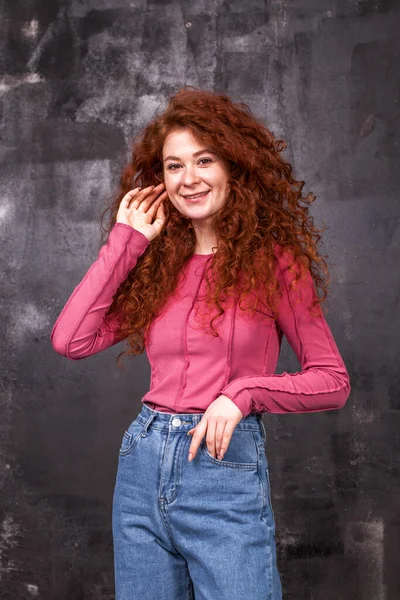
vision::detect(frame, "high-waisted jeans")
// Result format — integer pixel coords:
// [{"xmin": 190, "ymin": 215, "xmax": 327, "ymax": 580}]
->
[{"xmin": 112, "ymin": 402, "xmax": 282, "ymax": 600}]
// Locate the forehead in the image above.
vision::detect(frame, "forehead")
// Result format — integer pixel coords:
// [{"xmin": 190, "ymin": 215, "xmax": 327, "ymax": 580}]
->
[{"xmin": 162, "ymin": 129, "xmax": 208, "ymax": 153}]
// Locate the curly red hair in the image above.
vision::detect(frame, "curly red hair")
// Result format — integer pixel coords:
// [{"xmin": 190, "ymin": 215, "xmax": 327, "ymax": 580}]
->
[{"xmin": 99, "ymin": 86, "xmax": 330, "ymax": 366}]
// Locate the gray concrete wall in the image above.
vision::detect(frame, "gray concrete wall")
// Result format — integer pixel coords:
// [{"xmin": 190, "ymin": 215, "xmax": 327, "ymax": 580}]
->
[{"xmin": 1, "ymin": 1, "xmax": 399, "ymax": 598}]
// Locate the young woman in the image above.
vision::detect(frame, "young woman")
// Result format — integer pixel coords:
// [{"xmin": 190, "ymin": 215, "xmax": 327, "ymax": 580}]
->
[{"xmin": 51, "ymin": 86, "xmax": 351, "ymax": 600}]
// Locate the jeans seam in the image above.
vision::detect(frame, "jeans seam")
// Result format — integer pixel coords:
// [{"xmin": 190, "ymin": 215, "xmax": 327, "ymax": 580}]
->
[
  {"xmin": 264, "ymin": 466, "xmax": 276, "ymax": 524},
  {"xmin": 187, "ymin": 567, "xmax": 194, "ymax": 600},
  {"xmin": 256, "ymin": 443, "xmax": 268, "ymax": 519}
]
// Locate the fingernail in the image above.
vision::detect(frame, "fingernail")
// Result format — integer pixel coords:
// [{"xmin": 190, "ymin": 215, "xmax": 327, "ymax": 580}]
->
[{"xmin": 188, "ymin": 453, "xmax": 193, "ymax": 462}]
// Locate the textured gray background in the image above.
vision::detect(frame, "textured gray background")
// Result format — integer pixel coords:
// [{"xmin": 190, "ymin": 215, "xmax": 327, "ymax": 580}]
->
[{"xmin": 1, "ymin": 1, "xmax": 399, "ymax": 598}]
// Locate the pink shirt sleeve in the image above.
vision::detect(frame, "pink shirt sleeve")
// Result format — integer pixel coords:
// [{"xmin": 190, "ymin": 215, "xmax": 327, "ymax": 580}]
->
[
  {"xmin": 50, "ymin": 222, "xmax": 150, "ymax": 360},
  {"xmin": 218, "ymin": 249, "xmax": 351, "ymax": 417}
]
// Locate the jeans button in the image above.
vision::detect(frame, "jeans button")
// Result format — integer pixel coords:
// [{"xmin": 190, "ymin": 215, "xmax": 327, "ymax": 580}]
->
[{"xmin": 172, "ymin": 418, "xmax": 181, "ymax": 427}]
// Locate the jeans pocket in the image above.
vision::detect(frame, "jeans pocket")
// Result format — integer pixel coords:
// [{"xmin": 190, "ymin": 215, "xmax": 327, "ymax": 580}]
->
[
  {"xmin": 119, "ymin": 419, "xmax": 144, "ymax": 457},
  {"xmin": 201, "ymin": 430, "xmax": 259, "ymax": 469},
  {"xmin": 264, "ymin": 467, "xmax": 275, "ymax": 519},
  {"xmin": 256, "ymin": 443, "xmax": 276, "ymax": 524}
]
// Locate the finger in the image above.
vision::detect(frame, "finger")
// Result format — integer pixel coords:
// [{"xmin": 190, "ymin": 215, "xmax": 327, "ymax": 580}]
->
[
  {"xmin": 153, "ymin": 201, "xmax": 166, "ymax": 227},
  {"xmin": 206, "ymin": 420, "xmax": 218, "ymax": 458},
  {"xmin": 215, "ymin": 421, "xmax": 227, "ymax": 458},
  {"xmin": 137, "ymin": 183, "xmax": 164, "ymax": 198},
  {"xmin": 157, "ymin": 199, "xmax": 166, "ymax": 216},
  {"xmin": 188, "ymin": 419, "xmax": 208, "ymax": 462},
  {"xmin": 126, "ymin": 184, "xmax": 161, "ymax": 202},
  {"xmin": 220, "ymin": 425, "xmax": 235, "ymax": 460},
  {"xmin": 127, "ymin": 185, "xmax": 155, "ymax": 206},
  {"xmin": 121, "ymin": 187, "xmax": 142, "ymax": 206},
  {"xmin": 145, "ymin": 190, "xmax": 168, "ymax": 219},
  {"xmin": 142, "ymin": 182, "xmax": 165, "ymax": 201},
  {"xmin": 133, "ymin": 193, "xmax": 166, "ymax": 222},
  {"xmin": 131, "ymin": 184, "xmax": 166, "ymax": 212}
]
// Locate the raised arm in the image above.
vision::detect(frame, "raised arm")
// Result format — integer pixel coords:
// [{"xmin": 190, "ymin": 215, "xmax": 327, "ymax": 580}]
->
[
  {"xmin": 50, "ymin": 222, "xmax": 150, "ymax": 359},
  {"xmin": 216, "ymin": 247, "xmax": 351, "ymax": 418}
]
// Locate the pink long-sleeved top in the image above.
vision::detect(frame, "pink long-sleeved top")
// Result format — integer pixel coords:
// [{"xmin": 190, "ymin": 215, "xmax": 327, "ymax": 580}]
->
[{"xmin": 50, "ymin": 222, "xmax": 351, "ymax": 418}]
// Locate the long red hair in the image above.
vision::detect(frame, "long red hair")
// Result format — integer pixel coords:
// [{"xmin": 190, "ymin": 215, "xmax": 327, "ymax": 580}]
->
[{"xmin": 99, "ymin": 86, "xmax": 330, "ymax": 365}]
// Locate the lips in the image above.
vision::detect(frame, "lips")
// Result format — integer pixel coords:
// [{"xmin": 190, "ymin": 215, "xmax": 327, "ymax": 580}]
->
[{"xmin": 182, "ymin": 190, "xmax": 210, "ymax": 202}]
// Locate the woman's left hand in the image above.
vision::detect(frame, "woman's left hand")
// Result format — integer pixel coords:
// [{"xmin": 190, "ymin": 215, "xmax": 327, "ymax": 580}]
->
[{"xmin": 187, "ymin": 395, "xmax": 244, "ymax": 462}]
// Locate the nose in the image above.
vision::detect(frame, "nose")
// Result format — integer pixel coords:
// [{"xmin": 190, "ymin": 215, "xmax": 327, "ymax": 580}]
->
[{"xmin": 182, "ymin": 164, "xmax": 200, "ymax": 187}]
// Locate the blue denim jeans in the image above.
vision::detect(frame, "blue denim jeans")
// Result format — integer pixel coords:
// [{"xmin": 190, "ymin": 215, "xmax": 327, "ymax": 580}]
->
[{"xmin": 112, "ymin": 402, "xmax": 282, "ymax": 600}]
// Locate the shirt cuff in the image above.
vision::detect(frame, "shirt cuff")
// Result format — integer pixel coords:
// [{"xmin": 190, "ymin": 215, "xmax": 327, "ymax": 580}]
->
[
  {"xmin": 112, "ymin": 221, "xmax": 151, "ymax": 247},
  {"xmin": 219, "ymin": 387, "xmax": 253, "ymax": 418}
]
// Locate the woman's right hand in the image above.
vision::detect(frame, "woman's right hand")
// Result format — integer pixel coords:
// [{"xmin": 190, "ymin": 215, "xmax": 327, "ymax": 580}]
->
[{"xmin": 116, "ymin": 183, "xmax": 168, "ymax": 242}]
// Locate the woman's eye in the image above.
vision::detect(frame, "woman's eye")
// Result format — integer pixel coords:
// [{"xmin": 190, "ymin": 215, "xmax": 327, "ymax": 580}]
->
[{"xmin": 167, "ymin": 158, "xmax": 213, "ymax": 171}]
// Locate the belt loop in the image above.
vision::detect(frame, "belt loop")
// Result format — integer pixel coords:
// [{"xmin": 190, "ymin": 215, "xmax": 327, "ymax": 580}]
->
[{"xmin": 141, "ymin": 412, "xmax": 157, "ymax": 437}]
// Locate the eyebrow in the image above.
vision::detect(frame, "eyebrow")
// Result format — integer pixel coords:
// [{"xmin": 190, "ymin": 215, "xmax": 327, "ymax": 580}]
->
[{"xmin": 163, "ymin": 148, "xmax": 218, "ymax": 163}]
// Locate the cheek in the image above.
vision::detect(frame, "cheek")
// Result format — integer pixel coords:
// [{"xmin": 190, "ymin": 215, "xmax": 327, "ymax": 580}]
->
[
  {"xmin": 212, "ymin": 170, "xmax": 229, "ymax": 189},
  {"xmin": 164, "ymin": 173, "xmax": 179, "ymax": 195}
]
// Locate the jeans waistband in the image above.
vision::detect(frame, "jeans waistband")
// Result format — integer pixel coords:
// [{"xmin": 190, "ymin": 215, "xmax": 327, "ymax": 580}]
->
[{"xmin": 138, "ymin": 402, "xmax": 266, "ymax": 439}]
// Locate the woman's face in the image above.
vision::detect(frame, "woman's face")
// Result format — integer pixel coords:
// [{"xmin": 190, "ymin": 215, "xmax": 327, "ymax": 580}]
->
[{"xmin": 162, "ymin": 129, "xmax": 230, "ymax": 225}]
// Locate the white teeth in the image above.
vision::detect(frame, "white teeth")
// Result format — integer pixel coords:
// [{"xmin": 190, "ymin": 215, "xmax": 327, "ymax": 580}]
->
[{"xmin": 185, "ymin": 191, "xmax": 208, "ymax": 199}]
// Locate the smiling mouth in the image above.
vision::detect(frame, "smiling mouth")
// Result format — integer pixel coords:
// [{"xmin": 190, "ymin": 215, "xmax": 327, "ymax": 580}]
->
[{"xmin": 182, "ymin": 190, "xmax": 210, "ymax": 201}]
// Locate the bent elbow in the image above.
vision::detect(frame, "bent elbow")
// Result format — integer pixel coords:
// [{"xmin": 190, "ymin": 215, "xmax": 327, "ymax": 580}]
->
[
  {"xmin": 333, "ymin": 377, "xmax": 351, "ymax": 410},
  {"xmin": 50, "ymin": 328, "xmax": 81, "ymax": 360},
  {"xmin": 50, "ymin": 327, "xmax": 68, "ymax": 357}
]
